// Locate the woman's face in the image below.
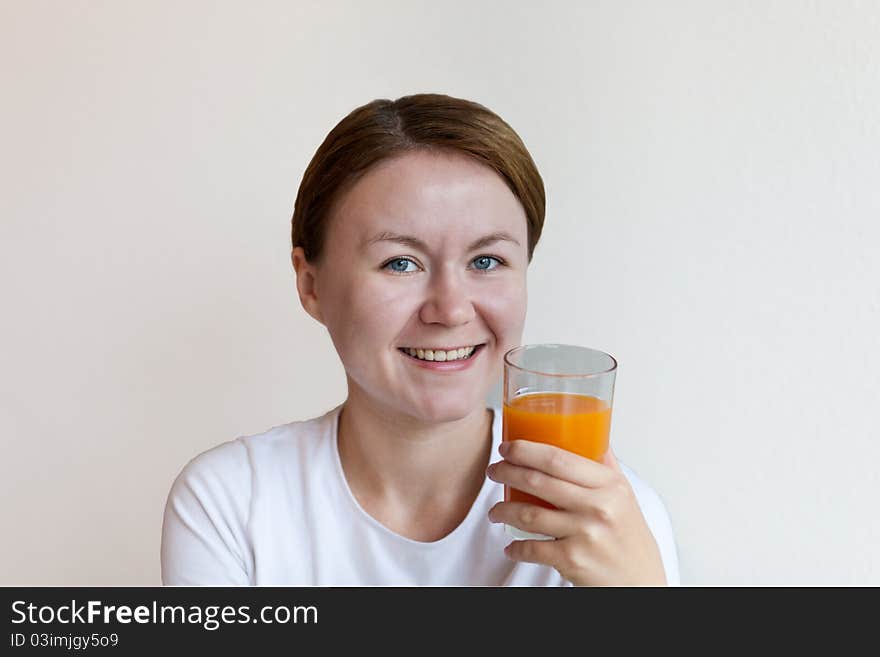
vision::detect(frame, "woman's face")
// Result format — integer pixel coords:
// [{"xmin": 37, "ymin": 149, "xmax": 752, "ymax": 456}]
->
[{"xmin": 292, "ymin": 149, "xmax": 529, "ymax": 423}]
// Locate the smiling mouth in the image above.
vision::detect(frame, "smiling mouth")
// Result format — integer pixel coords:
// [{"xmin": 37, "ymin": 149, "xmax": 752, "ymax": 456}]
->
[{"xmin": 397, "ymin": 344, "xmax": 486, "ymax": 362}]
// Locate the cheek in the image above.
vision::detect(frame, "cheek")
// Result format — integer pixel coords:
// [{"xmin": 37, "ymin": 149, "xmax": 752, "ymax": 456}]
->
[
  {"xmin": 478, "ymin": 282, "xmax": 527, "ymax": 370},
  {"xmin": 481, "ymin": 279, "xmax": 528, "ymax": 329},
  {"xmin": 327, "ymin": 279, "xmax": 407, "ymax": 347},
  {"xmin": 355, "ymin": 279, "xmax": 412, "ymax": 319}
]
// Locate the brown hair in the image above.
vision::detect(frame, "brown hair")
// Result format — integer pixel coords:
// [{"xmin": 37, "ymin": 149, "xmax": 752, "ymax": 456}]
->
[{"xmin": 290, "ymin": 93, "xmax": 546, "ymax": 266}]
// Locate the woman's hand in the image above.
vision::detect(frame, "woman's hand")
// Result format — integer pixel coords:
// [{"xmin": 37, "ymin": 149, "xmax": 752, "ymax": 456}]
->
[{"xmin": 486, "ymin": 439, "xmax": 667, "ymax": 586}]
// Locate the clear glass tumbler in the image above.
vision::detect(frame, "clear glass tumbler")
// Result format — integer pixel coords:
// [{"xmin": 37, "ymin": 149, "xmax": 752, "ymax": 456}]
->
[{"xmin": 503, "ymin": 344, "xmax": 618, "ymax": 540}]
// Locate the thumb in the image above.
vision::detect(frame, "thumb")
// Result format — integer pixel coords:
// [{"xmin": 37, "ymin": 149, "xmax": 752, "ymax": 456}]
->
[{"xmin": 602, "ymin": 446, "xmax": 623, "ymax": 473}]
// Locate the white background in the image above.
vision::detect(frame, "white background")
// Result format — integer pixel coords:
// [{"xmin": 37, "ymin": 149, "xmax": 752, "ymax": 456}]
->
[{"xmin": 2, "ymin": 0, "xmax": 877, "ymax": 585}]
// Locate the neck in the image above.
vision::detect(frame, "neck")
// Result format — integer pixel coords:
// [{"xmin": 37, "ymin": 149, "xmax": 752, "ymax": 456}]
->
[{"xmin": 336, "ymin": 393, "xmax": 494, "ymax": 525}]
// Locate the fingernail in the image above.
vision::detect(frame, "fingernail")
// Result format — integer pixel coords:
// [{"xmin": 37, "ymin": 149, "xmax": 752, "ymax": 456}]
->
[{"xmin": 499, "ymin": 442, "xmax": 509, "ymax": 456}]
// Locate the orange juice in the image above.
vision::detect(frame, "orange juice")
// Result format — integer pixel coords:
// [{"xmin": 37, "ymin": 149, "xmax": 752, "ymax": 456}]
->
[{"xmin": 502, "ymin": 392, "xmax": 612, "ymax": 509}]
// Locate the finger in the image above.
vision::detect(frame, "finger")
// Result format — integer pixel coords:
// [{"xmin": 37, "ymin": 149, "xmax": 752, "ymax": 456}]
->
[
  {"xmin": 487, "ymin": 460, "xmax": 601, "ymax": 512},
  {"xmin": 602, "ymin": 446, "xmax": 623, "ymax": 473},
  {"xmin": 505, "ymin": 536, "xmax": 572, "ymax": 572},
  {"xmin": 488, "ymin": 501, "xmax": 581, "ymax": 539},
  {"xmin": 501, "ymin": 439, "xmax": 617, "ymax": 489}
]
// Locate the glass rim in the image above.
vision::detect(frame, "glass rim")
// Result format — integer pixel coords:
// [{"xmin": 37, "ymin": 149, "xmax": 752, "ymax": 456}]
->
[{"xmin": 503, "ymin": 343, "xmax": 618, "ymax": 378}]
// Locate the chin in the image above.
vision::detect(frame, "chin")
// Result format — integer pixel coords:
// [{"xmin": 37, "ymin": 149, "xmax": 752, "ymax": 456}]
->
[{"xmin": 400, "ymin": 396, "xmax": 484, "ymax": 424}]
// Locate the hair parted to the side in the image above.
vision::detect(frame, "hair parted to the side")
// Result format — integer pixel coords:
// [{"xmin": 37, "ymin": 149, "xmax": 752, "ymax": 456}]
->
[{"xmin": 290, "ymin": 93, "xmax": 546, "ymax": 266}]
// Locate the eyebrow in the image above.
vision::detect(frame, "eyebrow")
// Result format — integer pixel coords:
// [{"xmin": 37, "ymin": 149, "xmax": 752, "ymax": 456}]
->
[{"xmin": 362, "ymin": 230, "xmax": 521, "ymax": 253}]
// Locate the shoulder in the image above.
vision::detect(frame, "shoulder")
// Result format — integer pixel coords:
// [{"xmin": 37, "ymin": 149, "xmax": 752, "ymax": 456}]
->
[
  {"xmin": 618, "ymin": 460, "xmax": 682, "ymax": 586},
  {"xmin": 170, "ymin": 437, "xmax": 251, "ymax": 498},
  {"xmin": 163, "ymin": 437, "xmax": 254, "ymax": 541},
  {"xmin": 169, "ymin": 418, "xmax": 315, "ymax": 494},
  {"xmin": 161, "ymin": 411, "xmax": 337, "ymax": 585},
  {"xmin": 166, "ymin": 407, "xmax": 338, "ymax": 505},
  {"xmin": 619, "ymin": 461, "xmax": 668, "ymax": 522},
  {"xmin": 161, "ymin": 437, "xmax": 256, "ymax": 585}
]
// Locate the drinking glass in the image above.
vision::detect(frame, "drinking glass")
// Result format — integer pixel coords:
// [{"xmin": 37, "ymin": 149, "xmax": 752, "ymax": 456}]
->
[{"xmin": 502, "ymin": 344, "xmax": 617, "ymax": 540}]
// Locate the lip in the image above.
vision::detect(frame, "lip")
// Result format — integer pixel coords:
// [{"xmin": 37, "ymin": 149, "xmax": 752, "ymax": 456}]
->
[
  {"xmin": 398, "ymin": 344, "xmax": 484, "ymax": 352},
  {"xmin": 398, "ymin": 344, "xmax": 485, "ymax": 372}
]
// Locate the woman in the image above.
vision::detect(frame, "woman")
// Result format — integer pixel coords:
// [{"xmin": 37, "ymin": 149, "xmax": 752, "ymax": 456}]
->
[{"xmin": 161, "ymin": 93, "xmax": 680, "ymax": 586}]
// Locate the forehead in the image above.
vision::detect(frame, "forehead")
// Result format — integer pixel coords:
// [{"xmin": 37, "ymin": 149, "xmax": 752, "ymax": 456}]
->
[{"xmin": 330, "ymin": 150, "xmax": 527, "ymax": 243}]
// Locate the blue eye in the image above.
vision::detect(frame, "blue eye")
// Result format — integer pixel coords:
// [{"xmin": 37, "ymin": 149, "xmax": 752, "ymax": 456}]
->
[
  {"xmin": 473, "ymin": 256, "xmax": 502, "ymax": 271},
  {"xmin": 382, "ymin": 256, "xmax": 504, "ymax": 275},
  {"xmin": 384, "ymin": 258, "xmax": 419, "ymax": 274}
]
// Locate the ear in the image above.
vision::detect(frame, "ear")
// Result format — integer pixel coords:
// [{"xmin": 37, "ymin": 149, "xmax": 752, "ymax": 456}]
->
[{"xmin": 291, "ymin": 247, "xmax": 324, "ymax": 324}]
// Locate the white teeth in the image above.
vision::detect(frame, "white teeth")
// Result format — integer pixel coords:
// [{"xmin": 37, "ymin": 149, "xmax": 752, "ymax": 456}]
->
[{"xmin": 405, "ymin": 346, "xmax": 476, "ymax": 362}]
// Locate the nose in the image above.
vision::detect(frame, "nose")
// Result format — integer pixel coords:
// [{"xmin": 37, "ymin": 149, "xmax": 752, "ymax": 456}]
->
[{"xmin": 418, "ymin": 265, "xmax": 476, "ymax": 326}]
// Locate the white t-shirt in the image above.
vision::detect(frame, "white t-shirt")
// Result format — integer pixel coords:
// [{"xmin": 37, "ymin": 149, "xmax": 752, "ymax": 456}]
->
[{"xmin": 161, "ymin": 403, "xmax": 680, "ymax": 586}]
